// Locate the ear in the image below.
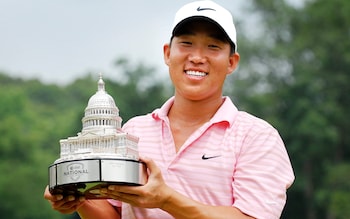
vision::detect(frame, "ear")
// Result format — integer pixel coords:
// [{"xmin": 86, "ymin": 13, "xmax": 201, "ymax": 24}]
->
[
  {"xmin": 227, "ymin": 53, "xmax": 240, "ymax": 75},
  {"xmin": 163, "ymin": 43, "xmax": 171, "ymax": 66}
]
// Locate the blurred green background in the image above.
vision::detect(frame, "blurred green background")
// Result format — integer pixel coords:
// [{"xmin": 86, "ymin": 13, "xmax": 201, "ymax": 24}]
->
[{"xmin": 0, "ymin": 0, "xmax": 349, "ymax": 218}]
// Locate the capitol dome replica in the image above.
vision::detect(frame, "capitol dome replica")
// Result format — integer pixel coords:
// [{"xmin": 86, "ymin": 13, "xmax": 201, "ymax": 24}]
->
[
  {"xmin": 49, "ymin": 75, "xmax": 147, "ymax": 199},
  {"xmin": 55, "ymin": 75, "xmax": 139, "ymax": 163},
  {"xmin": 49, "ymin": 74, "xmax": 146, "ymax": 198}
]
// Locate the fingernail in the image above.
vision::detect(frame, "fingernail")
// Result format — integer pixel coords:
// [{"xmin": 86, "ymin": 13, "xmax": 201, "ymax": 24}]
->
[
  {"xmin": 108, "ymin": 185, "xmax": 115, "ymax": 191},
  {"xmin": 68, "ymin": 195, "xmax": 75, "ymax": 201},
  {"xmin": 79, "ymin": 196, "xmax": 85, "ymax": 202},
  {"xmin": 56, "ymin": 194, "xmax": 63, "ymax": 200}
]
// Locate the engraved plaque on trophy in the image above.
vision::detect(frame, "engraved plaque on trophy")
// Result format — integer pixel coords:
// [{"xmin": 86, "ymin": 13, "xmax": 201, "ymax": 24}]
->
[{"xmin": 48, "ymin": 74, "xmax": 147, "ymax": 199}]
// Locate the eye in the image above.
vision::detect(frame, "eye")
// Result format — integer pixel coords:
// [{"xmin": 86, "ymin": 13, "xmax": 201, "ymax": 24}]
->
[
  {"xmin": 208, "ymin": 44, "xmax": 219, "ymax": 48},
  {"xmin": 180, "ymin": 41, "xmax": 192, "ymax": 46},
  {"xmin": 208, "ymin": 44, "xmax": 220, "ymax": 50}
]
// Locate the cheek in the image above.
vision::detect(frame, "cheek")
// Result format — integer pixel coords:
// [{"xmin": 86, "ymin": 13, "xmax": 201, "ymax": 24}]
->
[
  {"xmin": 167, "ymin": 52, "xmax": 186, "ymax": 70},
  {"xmin": 215, "ymin": 55, "xmax": 234, "ymax": 73}
]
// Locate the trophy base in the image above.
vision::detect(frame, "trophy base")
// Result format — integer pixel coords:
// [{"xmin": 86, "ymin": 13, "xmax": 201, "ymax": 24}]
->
[{"xmin": 49, "ymin": 158, "xmax": 147, "ymax": 199}]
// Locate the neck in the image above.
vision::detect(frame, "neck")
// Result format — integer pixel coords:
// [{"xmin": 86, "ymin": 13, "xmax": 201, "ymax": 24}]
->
[
  {"xmin": 168, "ymin": 95, "xmax": 224, "ymax": 125},
  {"xmin": 168, "ymin": 94, "xmax": 225, "ymax": 151}
]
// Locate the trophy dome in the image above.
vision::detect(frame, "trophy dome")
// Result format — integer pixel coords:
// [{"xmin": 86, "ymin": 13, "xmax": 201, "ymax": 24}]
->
[
  {"xmin": 87, "ymin": 76, "xmax": 117, "ymax": 109},
  {"xmin": 82, "ymin": 75, "xmax": 122, "ymax": 132}
]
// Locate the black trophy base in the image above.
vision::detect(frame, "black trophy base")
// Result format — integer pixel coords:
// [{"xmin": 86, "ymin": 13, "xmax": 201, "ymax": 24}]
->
[{"xmin": 49, "ymin": 158, "xmax": 147, "ymax": 199}]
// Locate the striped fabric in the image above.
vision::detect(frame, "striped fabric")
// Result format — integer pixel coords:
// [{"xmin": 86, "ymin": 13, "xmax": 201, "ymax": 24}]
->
[{"xmin": 111, "ymin": 96, "xmax": 294, "ymax": 219}]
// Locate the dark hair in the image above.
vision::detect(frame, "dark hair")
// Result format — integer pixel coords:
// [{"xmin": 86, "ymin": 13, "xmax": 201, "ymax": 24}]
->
[{"xmin": 169, "ymin": 36, "xmax": 235, "ymax": 55}]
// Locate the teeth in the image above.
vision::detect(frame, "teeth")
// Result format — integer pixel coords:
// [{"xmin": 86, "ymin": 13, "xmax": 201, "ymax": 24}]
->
[{"xmin": 186, "ymin": 71, "xmax": 207, "ymax": 77}]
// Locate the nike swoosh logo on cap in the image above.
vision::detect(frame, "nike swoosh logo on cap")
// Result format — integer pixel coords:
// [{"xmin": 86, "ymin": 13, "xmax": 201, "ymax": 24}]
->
[{"xmin": 197, "ymin": 6, "xmax": 216, "ymax": 12}]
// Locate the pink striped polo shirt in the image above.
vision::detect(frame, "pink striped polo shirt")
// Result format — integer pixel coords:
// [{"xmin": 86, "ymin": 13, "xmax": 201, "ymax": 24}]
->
[{"xmin": 110, "ymin": 96, "xmax": 294, "ymax": 219}]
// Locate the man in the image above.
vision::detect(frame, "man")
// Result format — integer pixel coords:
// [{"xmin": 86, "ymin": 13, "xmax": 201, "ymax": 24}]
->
[{"xmin": 44, "ymin": 1, "xmax": 294, "ymax": 218}]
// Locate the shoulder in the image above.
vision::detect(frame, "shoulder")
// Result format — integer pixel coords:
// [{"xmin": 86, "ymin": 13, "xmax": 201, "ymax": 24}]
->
[
  {"xmin": 228, "ymin": 110, "xmax": 285, "ymax": 153},
  {"xmin": 224, "ymin": 100, "xmax": 278, "ymax": 138},
  {"xmin": 121, "ymin": 97, "xmax": 174, "ymax": 133},
  {"xmin": 122, "ymin": 114, "xmax": 155, "ymax": 132},
  {"xmin": 235, "ymin": 110, "xmax": 275, "ymax": 131},
  {"xmin": 218, "ymin": 97, "xmax": 275, "ymax": 132}
]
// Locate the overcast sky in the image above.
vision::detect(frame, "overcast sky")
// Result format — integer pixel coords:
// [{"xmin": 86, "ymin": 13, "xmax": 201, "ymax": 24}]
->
[
  {"xmin": 0, "ymin": 0, "xmax": 254, "ymax": 84},
  {"xmin": 0, "ymin": 0, "xmax": 302, "ymax": 85}
]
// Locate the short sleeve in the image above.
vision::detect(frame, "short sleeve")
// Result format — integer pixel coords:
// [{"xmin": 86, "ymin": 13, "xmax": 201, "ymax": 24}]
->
[{"xmin": 232, "ymin": 125, "xmax": 294, "ymax": 218}]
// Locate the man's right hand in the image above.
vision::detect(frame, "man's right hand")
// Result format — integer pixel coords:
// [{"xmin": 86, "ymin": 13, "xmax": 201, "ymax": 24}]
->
[{"xmin": 43, "ymin": 186, "xmax": 85, "ymax": 214}]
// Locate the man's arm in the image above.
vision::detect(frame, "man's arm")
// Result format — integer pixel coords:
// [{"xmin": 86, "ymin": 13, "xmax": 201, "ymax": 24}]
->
[
  {"xmin": 161, "ymin": 188, "xmax": 254, "ymax": 219},
  {"xmin": 98, "ymin": 157, "xmax": 255, "ymax": 219},
  {"xmin": 77, "ymin": 199, "xmax": 121, "ymax": 219}
]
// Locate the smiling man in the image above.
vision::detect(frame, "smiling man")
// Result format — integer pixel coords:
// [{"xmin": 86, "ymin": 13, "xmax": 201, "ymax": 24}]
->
[{"xmin": 44, "ymin": 1, "xmax": 294, "ymax": 218}]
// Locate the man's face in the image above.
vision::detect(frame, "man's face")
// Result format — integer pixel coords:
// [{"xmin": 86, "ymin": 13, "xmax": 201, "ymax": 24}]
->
[{"xmin": 163, "ymin": 20, "xmax": 239, "ymax": 102}]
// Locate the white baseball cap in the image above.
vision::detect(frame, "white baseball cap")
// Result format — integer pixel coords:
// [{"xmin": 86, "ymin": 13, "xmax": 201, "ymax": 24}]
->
[{"xmin": 171, "ymin": 0, "xmax": 237, "ymax": 52}]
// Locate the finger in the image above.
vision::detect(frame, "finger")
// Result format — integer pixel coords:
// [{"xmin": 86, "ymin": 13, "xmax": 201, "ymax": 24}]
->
[
  {"xmin": 106, "ymin": 184, "xmax": 143, "ymax": 196},
  {"xmin": 105, "ymin": 191, "xmax": 139, "ymax": 206},
  {"xmin": 55, "ymin": 199, "xmax": 84, "ymax": 214},
  {"xmin": 51, "ymin": 195, "xmax": 75, "ymax": 207},
  {"xmin": 43, "ymin": 185, "xmax": 63, "ymax": 201},
  {"xmin": 52, "ymin": 195, "xmax": 84, "ymax": 210},
  {"xmin": 139, "ymin": 156, "xmax": 159, "ymax": 175},
  {"xmin": 43, "ymin": 186, "xmax": 52, "ymax": 200}
]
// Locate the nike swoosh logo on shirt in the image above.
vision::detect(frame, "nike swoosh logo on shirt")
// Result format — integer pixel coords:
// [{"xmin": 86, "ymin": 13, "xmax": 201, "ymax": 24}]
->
[
  {"xmin": 202, "ymin": 154, "xmax": 221, "ymax": 160},
  {"xmin": 197, "ymin": 7, "xmax": 216, "ymax": 12}
]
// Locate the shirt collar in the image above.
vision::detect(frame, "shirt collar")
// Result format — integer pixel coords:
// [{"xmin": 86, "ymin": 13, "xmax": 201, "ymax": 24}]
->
[
  {"xmin": 210, "ymin": 96, "xmax": 238, "ymax": 127},
  {"xmin": 151, "ymin": 96, "xmax": 174, "ymax": 121}
]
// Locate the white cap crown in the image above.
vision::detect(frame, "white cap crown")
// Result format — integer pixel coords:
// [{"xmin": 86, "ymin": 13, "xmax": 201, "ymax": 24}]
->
[{"xmin": 172, "ymin": 0, "xmax": 237, "ymax": 52}]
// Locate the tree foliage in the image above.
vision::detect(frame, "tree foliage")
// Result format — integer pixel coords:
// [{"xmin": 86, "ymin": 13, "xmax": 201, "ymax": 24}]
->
[
  {"xmin": 225, "ymin": 0, "xmax": 350, "ymax": 218},
  {"xmin": 0, "ymin": 63, "xmax": 169, "ymax": 219}
]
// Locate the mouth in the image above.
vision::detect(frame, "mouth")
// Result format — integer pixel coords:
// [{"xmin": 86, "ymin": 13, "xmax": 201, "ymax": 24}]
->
[{"xmin": 185, "ymin": 70, "xmax": 208, "ymax": 77}]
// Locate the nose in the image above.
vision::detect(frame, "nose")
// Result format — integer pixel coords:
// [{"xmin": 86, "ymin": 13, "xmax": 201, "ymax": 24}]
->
[{"xmin": 188, "ymin": 47, "xmax": 206, "ymax": 64}]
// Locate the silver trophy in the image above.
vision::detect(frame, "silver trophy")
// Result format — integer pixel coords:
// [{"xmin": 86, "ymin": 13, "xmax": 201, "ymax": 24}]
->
[{"xmin": 48, "ymin": 74, "xmax": 146, "ymax": 199}]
